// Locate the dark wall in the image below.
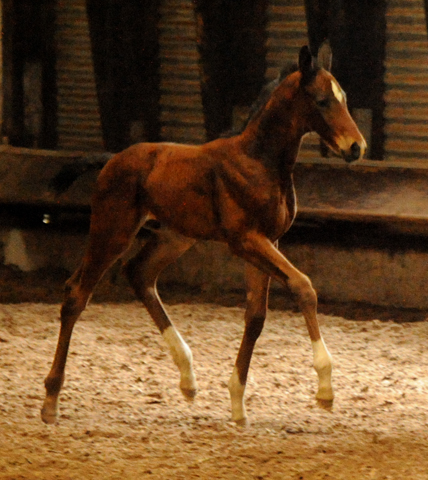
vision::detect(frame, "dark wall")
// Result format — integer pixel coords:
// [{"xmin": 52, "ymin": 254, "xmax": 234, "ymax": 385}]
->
[
  {"xmin": 86, "ymin": 0, "xmax": 161, "ymax": 152},
  {"xmin": 2, "ymin": 0, "xmax": 57, "ymax": 149},
  {"xmin": 2, "ymin": 1, "xmax": 392, "ymax": 155}
]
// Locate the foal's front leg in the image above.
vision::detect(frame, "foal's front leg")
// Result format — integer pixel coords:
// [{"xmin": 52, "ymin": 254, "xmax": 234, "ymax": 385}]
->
[
  {"xmin": 231, "ymin": 233, "xmax": 334, "ymax": 412},
  {"xmin": 228, "ymin": 263, "xmax": 270, "ymax": 425}
]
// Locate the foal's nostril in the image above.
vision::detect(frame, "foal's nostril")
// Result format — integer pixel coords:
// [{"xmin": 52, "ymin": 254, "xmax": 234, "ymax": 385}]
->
[{"xmin": 350, "ymin": 142, "xmax": 361, "ymax": 160}]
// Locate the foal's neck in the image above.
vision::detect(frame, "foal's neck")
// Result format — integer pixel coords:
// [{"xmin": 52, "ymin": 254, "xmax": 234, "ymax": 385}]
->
[{"xmin": 241, "ymin": 75, "xmax": 306, "ymax": 173}]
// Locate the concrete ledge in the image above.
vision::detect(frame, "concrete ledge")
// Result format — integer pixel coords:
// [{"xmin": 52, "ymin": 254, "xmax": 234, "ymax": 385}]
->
[
  {"xmin": 160, "ymin": 237, "xmax": 428, "ymax": 310},
  {"xmin": 2, "ymin": 219, "xmax": 427, "ymax": 309},
  {"xmin": 0, "ymin": 145, "xmax": 105, "ymax": 209},
  {"xmin": 1, "ymin": 146, "xmax": 428, "ymax": 309}
]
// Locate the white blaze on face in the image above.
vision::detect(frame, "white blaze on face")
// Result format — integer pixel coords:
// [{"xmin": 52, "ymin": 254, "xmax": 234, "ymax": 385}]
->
[{"xmin": 331, "ymin": 80, "xmax": 344, "ymax": 103}]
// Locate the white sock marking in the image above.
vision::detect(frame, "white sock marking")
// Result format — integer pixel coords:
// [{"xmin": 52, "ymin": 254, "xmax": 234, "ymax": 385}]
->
[
  {"xmin": 162, "ymin": 326, "xmax": 196, "ymax": 393},
  {"xmin": 228, "ymin": 366, "xmax": 246, "ymax": 422},
  {"xmin": 312, "ymin": 338, "xmax": 333, "ymax": 400}
]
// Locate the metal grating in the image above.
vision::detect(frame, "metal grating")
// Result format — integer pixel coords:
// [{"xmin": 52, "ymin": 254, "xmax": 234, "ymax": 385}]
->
[
  {"xmin": 265, "ymin": 0, "xmax": 309, "ymax": 79},
  {"xmin": 265, "ymin": 0, "xmax": 318, "ymax": 157},
  {"xmin": 384, "ymin": 0, "xmax": 428, "ymax": 161},
  {"xmin": 55, "ymin": 0, "xmax": 103, "ymax": 151},
  {"xmin": 158, "ymin": 0, "xmax": 205, "ymax": 144}
]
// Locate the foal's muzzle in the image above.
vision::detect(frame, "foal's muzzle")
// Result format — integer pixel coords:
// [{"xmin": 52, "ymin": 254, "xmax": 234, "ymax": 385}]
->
[{"xmin": 341, "ymin": 141, "xmax": 364, "ymax": 163}]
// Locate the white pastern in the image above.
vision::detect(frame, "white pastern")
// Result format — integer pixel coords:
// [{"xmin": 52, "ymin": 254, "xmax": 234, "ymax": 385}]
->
[
  {"xmin": 228, "ymin": 366, "xmax": 247, "ymax": 424},
  {"xmin": 311, "ymin": 338, "xmax": 334, "ymax": 401},
  {"xmin": 162, "ymin": 326, "xmax": 197, "ymax": 397},
  {"xmin": 331, "ymin": 79, "xmax": 344, "ymax": 104}
]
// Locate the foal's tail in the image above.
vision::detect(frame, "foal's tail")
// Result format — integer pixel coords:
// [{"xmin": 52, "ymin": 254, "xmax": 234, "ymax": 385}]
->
[{"xmin": 49, "ymin": 152, "xmax": 114, "ymax": 195}]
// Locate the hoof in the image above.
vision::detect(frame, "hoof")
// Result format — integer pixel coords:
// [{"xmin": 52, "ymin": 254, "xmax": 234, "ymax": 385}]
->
[
  {"xmin": 316, "ymin": 385, "xmax": 334, "ymax": 411},
  {"xmin": 41, "ymin": 407, "xmax": 58, "ymax": 424},
  {"xmin": 316, "ymin": 397, "xmax": 334, "ymax": 411},
  {"xmin": 180, "ymin": 387, "xmax": 198, "ymax": 401},
  {"xmin": 233, "ymin": 416, "xmax": 248, "ymax": 427},
  {"xmin": 41, "ymin": 398, "xmax": 58, "ymax": 424}
]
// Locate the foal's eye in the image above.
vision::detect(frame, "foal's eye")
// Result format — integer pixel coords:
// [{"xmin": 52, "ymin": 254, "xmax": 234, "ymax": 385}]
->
[{"xmin": 316, "ymin": 98, "xmax": 330, "ymax": 108}]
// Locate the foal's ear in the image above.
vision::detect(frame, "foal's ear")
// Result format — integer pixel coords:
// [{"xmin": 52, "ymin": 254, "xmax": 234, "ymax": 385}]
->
[
  {"xmin": 317, "ymin": 40, "xmax": 332, "ymax": 72},
  {"xmin": 298, "ymin": 45, "xmax": 314, "ymax": 77}
]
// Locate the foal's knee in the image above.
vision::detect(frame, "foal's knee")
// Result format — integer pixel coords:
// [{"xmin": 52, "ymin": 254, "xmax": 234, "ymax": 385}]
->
[{"xmin": 288, "ymin": 274, "xmax": 317, "ymax": 310}]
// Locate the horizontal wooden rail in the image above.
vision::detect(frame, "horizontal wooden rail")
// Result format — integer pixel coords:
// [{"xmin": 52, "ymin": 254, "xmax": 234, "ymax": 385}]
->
[
  {"xmin": 1, "ymin": 145, "xmax": 428, "ymax": 233},
  {"xmin": 294, "ymin": 157, "xmax": 428, "ymax": 232}
]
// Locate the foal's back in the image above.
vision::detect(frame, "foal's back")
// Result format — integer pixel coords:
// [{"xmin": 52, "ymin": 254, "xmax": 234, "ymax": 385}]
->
[
  {"xmin": 96, "ymin": 137, "xmax": 283, "ymax": 241},
  {"xmin": 96, "ymin": 138, "xmax": 240, "ymax": 239}
]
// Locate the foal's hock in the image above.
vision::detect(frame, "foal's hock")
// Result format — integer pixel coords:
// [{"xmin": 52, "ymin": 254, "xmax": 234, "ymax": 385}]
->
[{"xmin": 42, "ymin": 43, "xmax": 366, "ymax": 425}]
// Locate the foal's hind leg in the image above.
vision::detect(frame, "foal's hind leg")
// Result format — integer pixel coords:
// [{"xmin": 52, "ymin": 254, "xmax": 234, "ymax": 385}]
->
[
  {"xmin": 228, "ymin": 262, "xmax": 271, "ymax": 425},
  {"xmin": 125, "ymin": 229, "xmax": 198, "ymax": 399},
  {"xmin": 41, "ymin": 195, "xmax": 142, "ymax": 424}
]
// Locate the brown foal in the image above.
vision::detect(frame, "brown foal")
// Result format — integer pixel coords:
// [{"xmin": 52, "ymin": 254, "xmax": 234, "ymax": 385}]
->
[{"xmin": 42, "ymin": 43, "xmax": 366, "ymax": 425}]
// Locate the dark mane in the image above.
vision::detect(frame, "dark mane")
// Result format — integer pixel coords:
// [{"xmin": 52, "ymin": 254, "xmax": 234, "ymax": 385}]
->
[{"xmin": 220, "ymin": 63, "xmax": 298, "ymax": 138}]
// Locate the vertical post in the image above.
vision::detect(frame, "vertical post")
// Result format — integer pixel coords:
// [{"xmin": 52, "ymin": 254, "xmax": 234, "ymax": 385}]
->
[
  {"xmin": 194, "ymin": 0, "xmax": 268, "ymax": 140},
  {"xmin": 0, "ymin": 1, "xmax": 3, "ymax": 141},
  {"xmin": 304, "ymin": 0, "xmax": 386, "ymax": 159},
  {"xmin": 86, "ymin": 0, "xmax": 161, "ymax": 152},
  {"xmin": 303, "ymin": 0, "xmax": 331, "ymax": 54},
  {"xmin": 340, "ymin": 0, "xmax": 386, "ymax": 160},
  {"xmin": 1, "ymin": 0, "xmax": 18, "ymax": 145},
  {"xmin": 39, "ymin": 0, "xmax": 57, "ymax": 149},
  {"xmin": 193, "ymin": 0, "xmax": 232, "ymax": 140}
]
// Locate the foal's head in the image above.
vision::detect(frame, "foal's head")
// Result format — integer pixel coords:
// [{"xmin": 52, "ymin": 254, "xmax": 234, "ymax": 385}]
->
[{"xmin": 296, "ymin": 43, "xmax": 367, "ymax": 162}]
